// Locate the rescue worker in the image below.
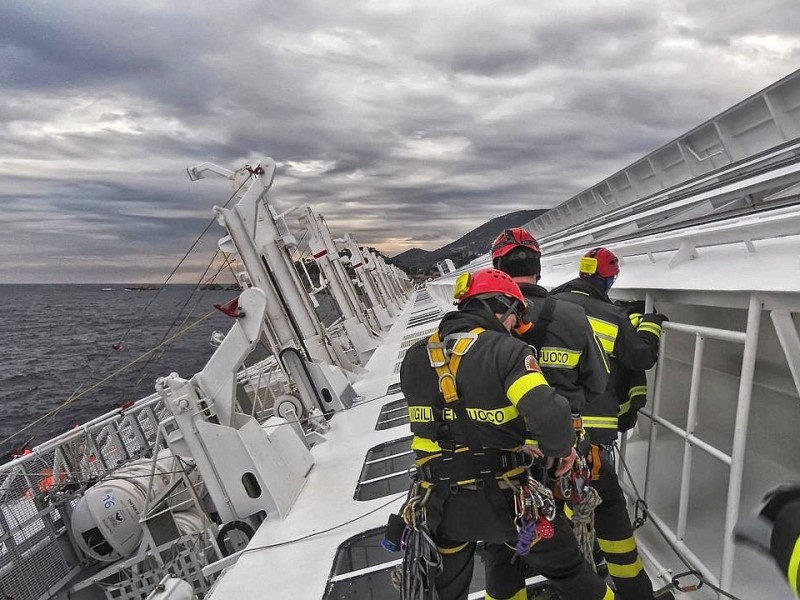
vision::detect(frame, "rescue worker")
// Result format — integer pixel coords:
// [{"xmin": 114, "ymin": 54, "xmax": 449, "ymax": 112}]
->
[
  {"xmin": 549, "ymin": 248, "xmax": 669, "ymax": 600},
  {"xmin": 735, "ymin": 482, "xmax": 800, "ymax": 599},
  {"xmin": 400, "ymin": 268, "xmax": 615, "ymax": 600},
  {"xmin": 491, "ymin": 227, "xmax": 608, "ymax": 428}
]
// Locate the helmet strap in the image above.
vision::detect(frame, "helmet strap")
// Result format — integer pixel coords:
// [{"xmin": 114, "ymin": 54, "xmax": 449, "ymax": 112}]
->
[{"xmin": 467, "ymin": 297, "xmax": 517, "ymax": 327}]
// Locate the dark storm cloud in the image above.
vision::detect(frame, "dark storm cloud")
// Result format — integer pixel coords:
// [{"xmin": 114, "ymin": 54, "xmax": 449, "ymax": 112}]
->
[{"xmin": 1, "ymin": 0, "xmax": 798, "ymax": 281}]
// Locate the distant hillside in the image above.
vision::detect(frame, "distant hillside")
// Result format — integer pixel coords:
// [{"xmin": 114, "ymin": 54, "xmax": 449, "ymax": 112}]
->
[{"xmin": 393, "ymin": 209, "xmax": 545, "ymax": 272}]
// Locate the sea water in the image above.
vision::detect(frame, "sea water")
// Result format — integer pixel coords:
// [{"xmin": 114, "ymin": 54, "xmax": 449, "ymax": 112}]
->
[{"xmin": 0, "ymin": 284, "xmax": 340, "ymax": 458}]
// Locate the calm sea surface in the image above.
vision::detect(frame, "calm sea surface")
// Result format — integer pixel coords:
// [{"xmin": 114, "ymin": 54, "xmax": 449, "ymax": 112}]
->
[{"xmin": 0, "ymin": 284, "xmax": 339, "ymax": 458}]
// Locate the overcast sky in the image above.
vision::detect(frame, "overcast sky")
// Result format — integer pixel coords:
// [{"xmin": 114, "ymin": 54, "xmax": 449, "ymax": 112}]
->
[{"xmin": 1, "ymin": 1, "xmax": 798, "ymax": 283}]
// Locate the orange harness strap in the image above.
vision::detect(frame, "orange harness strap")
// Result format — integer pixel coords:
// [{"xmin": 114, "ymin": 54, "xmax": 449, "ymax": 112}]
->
[{"xmin": 590, "ymin": 445, "xmax": 602, "ymax": 481}]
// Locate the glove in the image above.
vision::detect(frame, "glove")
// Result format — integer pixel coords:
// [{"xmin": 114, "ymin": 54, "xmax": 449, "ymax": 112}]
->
[
  {"xmin": 618, "ymin": 396, "xmax": 647, "ymax": 432},
  {"xmin": 734, "ymin": 482, "xmax": 800, "ymax": 554},
  {"xmin": 637, "ymin": 313, "xmax": 668, "ymax": 339},
  {"xmin": 639, "ymin": 312, "xmax": 668, "ymax": 327}
]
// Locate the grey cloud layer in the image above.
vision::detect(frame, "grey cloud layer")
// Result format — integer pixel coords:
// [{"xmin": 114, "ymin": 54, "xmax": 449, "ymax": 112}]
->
[{"xmin": 1, "ymin": 0, "xmax": 798, "ymax": 282}]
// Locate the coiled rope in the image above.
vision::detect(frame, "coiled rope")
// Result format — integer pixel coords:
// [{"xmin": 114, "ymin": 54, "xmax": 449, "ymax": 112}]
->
[
  {"xmin": 392, "ymin": 485, "xmax": 442, "ymax": 600},
  {"xmin": 570, "ymin": 485, "xmax": 602, "ymax": 570}
]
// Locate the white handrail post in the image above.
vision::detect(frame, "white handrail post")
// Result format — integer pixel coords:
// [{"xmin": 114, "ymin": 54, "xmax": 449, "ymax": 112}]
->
[
  {"xmin": 677, "ymin": 333, "xmax": 705, "ymax": 541},
  {"xmin": 719, "ymin": 293, "xmax": 761, "ymax": 590},
  {"xmin": 643, "ymin": 327, "xmax": 667, "ymax": 503}
]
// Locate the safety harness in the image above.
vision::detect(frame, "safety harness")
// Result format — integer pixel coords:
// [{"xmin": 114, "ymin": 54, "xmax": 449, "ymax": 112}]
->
[
  {"xmin": 420, "ymin": 327, "xmax": 522, "ymax": 526},
  {"xmin": 419, "ymin": 327, "xmax": 556, "ymax": 549},
  {"xmin": 388, "ymin": 326, "xmax": 560, "ymax": 599}
]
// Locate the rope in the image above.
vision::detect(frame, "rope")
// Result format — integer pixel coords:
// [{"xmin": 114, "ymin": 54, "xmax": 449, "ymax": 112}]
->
[
  {"xmin": 570, "ymin": 486, "xmax": 602, "ymax": 570},
  {"xmin": 0, "ymin": 310, "xmax": 217, "ymax": 449},
  {"xmin": 41, "ymin": 171, "xmax": 253, "ymax": 436},
  {"xmin": 238, "ymin": 492, "xmax": 405, "ymax": 553},
  {"xmin": 395, "ymin": 516, "xmax": 441, "ymax": 600},
  {"xmin": 124, "ymin": 249, "xmax": 228, "ymax": 399},
  {"xmin": 393, "ymin": 485, "xmax": 441, "ymax": 600}
]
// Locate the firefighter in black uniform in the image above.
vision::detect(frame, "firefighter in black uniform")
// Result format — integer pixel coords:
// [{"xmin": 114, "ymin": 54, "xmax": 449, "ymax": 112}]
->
[
  {"xmin": 550, "ymin": 248, "xmax": 669, "ymax": 600},
  {"xmin": 736, "ymin": 482, "xmax": 800, "ymax": 599},
  {"xmin": 491, "ymin": 228, "xmax": 608, "ymax": 430},
  {"xmin": 400, "ymin": 268, "xmax": 615, "ymax": 600}
]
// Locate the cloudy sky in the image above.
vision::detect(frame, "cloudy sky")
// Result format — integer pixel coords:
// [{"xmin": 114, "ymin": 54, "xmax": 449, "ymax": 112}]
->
[{"xmin": 1, "ymin": 1, "xmax": 798, "ymax": 283}]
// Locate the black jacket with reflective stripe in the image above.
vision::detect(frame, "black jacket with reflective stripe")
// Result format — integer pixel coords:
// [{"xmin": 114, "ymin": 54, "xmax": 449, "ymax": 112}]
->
[
  {"xmin": 515, "ymin": 283, "xmax": 608, "ymax": 415},
  {"xmin": 400, "ymin": 307, "xmax": 575, "ymax": 458},
  {"xmin": 549, "ymin": 277, "xmax": 660, "ymax": 443}
]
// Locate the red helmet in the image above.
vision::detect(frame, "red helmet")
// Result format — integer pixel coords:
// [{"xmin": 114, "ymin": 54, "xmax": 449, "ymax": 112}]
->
[
  {"xmin": 491, "ymin": 228, "xmax": 541, "ymax": 260},
  {"xmin": 579, "ymin": 247, "xmax": 620, "ymax": 278},
  {"xmin": 453, "ymin": 268, "xmax": 525, "ymax": 306}
]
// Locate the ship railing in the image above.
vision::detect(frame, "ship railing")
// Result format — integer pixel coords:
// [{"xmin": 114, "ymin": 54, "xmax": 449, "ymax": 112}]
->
[
  {"xmin": 0, "ymin": 392, "xmax": 169, "ymax": 599},
  {"xmin": 0, "ymin": 354, "xmax": 282, "ymax": 599},
  {"xmin": 526, "ymin": 69, "xmax": 800, "ymax": 241},
  {"xmin": 617, "ymin": 293, "xmax": 762, "ymax": 593}
]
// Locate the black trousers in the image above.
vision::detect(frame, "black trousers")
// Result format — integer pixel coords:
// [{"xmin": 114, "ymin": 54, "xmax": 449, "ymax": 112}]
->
[
  {"xmin": 432, "ymin": 503, "xmax": 612, "ymax": 600},
  {"xmin": 590, "ymin": 446, "xmax": 656, "ymax": 600}
]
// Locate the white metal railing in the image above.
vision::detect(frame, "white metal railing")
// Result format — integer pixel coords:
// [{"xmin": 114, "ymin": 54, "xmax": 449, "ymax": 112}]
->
[
  {"xmin": 0, "ymin": 356, "xmax": 283, "ymax": 599},
  {"xmin": 619, "ymin": 293, "xmax": 762, "ymax": 594}
]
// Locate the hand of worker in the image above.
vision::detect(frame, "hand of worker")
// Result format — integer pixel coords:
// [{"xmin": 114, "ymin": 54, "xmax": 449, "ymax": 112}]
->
[
  {"xmin": 640, "ymin": 312, "xmax": 669, "ymax": 326},
  {"xmin": 553, "ymin": 446, "xmax": 577, "ymax": 477},
  {"xmin": 520, "ymin": 444, "xmax": 544, "ymax": 459}
]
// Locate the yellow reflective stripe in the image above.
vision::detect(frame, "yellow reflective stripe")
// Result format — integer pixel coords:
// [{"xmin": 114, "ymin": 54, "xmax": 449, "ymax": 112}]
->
[
  {"xmin": 524, "ymin": 438, "xmax": 538, "ymax": 447},
  {"xmin": 593, "ymin": 332, "xmax": 611, "ymax": 373},
  {"xmin": 789, "ymin": 534, "xmax": 800, "ymax": 596},
  {"xmin": 486, "ymin": 589, "xmax": 527, "ymax": 600},
  {"xmin": 411, "ymin": 406, "xmax": 520, "ymax": 425},
  {"xmin": 438, "ymin": 542, "xmax": 469, "ymax": 555},
  {"xmin": 465, "ymin": 405, "xmax": 519, "ymax": 425},
  {"xmin": 538, "ymin": 347, "xmax": 581, "ymax": 369},
  {"xmin": 602, "ymin": 585, "xmax": 615, "ymax": 600},
  {"xmin": 588, "ymin": 317, "xmax": 618, "ymax": 354},
  {"xmin": 408, "ymin": 406, "xmax": 434, "ymax": 422},
  {"xmin": 411, "ymin": 436, "xmax": 441, "ymax": 452},
  {"xmin": 598, "ymin": 536, "xmax": 637, "ymax": 554},
  {"xmin": 628, "ymin": 313, "xmax": 643, "ymax": 327},
  {"xmin": 506, "ymin": 372, "xmax": 549, "ymax": 406},
  {"xmin": 583, "ymin": 416, "xmax": 619, "ymax": 429},
  {"xmin": 629, "ymin": 385, "xmax": 647, "ymax": 400},
  {"xmin": 638, "ymin": 322, "xmax": 662, "ymax": 337},
  {"xmin": 607, "ymin": 556, "xmax": 644, "ymax": 578},
  {"xmin": 563, "ymin": 503, "xmax": 574, "ymax": 519},
  {"xmin": 618, "ymin": 400, "xmax": 631, "ymax": 416}
]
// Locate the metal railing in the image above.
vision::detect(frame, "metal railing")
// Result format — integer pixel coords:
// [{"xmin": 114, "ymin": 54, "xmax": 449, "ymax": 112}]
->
[
  {"xmin": 0, "ymin": 393, "xmax": 168, "ymax": 599},
  {"xmin": 619, "ymin": 293, "xmax": 762, "ymax": 594},
  {"xmin": 0, "ymin": 356, "xmax": 284, "ymax": 599}
]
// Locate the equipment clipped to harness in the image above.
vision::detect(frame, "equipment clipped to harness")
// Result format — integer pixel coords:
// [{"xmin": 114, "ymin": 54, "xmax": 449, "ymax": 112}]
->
[
  {"xmin": 559, "ymin": 452, "xmax": 591, "ymax": 504},
  {"xmin": 514, "ymin": 477, "xmax": 556, "ymax": 556},
  {"xmin": 389, "ymin": 479, "xmax": 443, "ymax": 599}
]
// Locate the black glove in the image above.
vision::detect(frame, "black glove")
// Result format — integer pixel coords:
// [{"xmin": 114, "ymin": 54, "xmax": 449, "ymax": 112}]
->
[
  {"xmin": 618, "ymin": 396, "xmax": 647, "ymax": 432},
  {"xmin": 734, "ymin": 482, "xmax": 800, "ymax": 554},
  {"xmin": 639, "ymin": 312, "xmax": 668, "ymax": 327}
]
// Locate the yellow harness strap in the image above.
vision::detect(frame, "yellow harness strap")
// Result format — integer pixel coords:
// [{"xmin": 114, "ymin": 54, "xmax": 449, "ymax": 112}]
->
[{"xmin": 426, "ymin": 327, "xmax": 485, "ymax": 404}]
